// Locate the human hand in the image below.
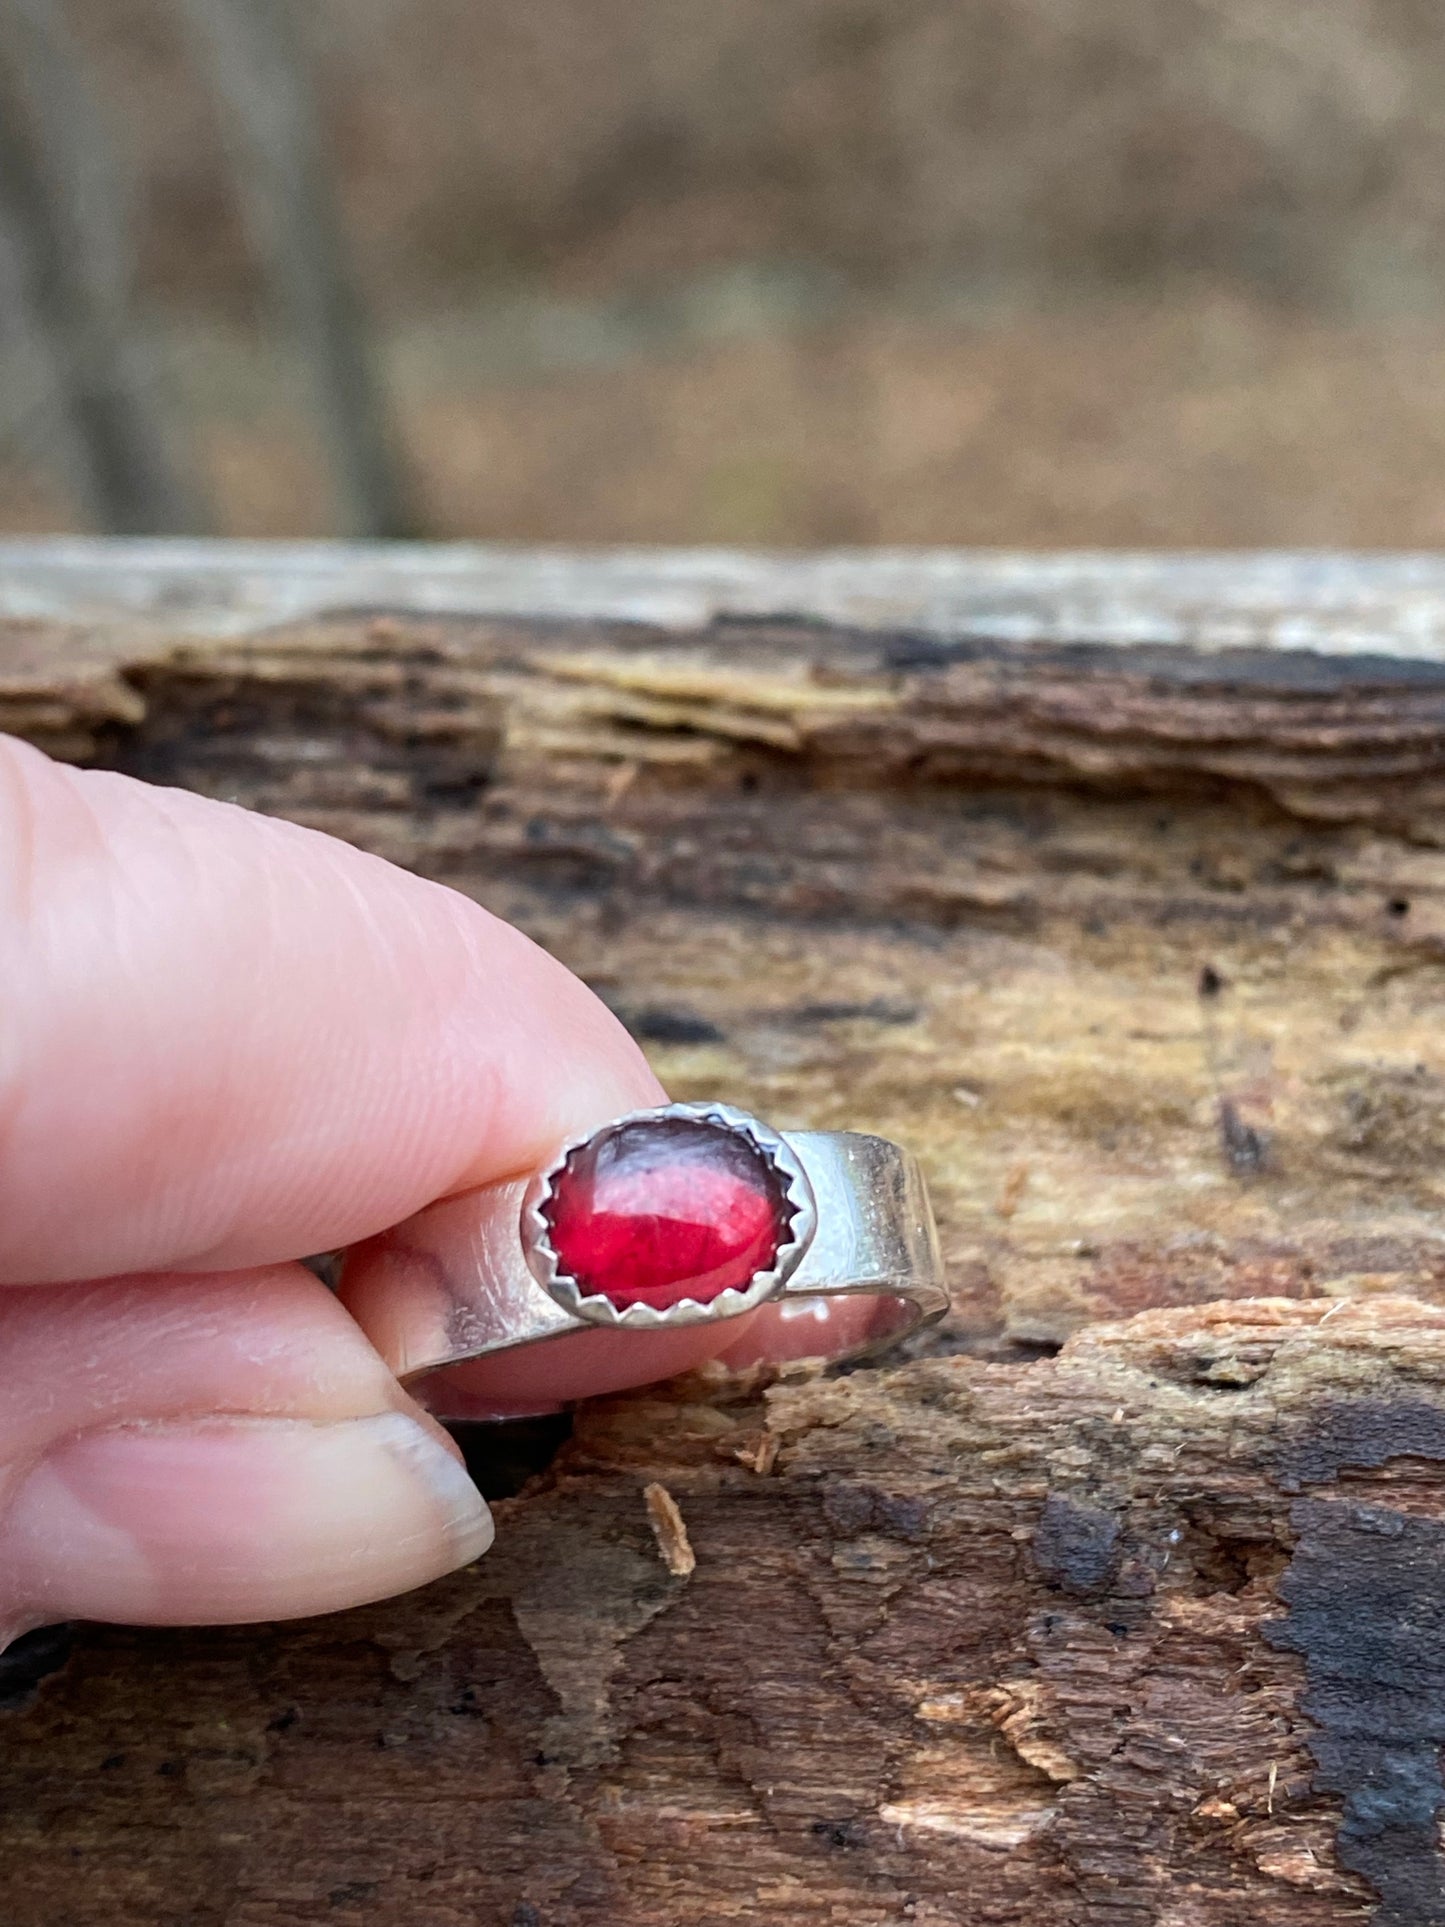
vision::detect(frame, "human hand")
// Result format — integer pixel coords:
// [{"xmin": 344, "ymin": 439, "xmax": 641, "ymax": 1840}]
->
[{"xmin": 0, "ymin": 734, "xmax": 746, "ymax": 1646}]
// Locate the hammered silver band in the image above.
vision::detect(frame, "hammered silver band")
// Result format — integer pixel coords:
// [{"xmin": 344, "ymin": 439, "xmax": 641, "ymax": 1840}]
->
[{"xmin": 347, "ymin": 1120, "xmax": 948, "ymax": 1386}]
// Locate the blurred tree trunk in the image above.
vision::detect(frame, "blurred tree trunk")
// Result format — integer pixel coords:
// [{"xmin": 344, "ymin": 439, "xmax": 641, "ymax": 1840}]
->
[
  {"xmin": 0, "ymin": 124, "xmax": 106, "ymax": 519},
  {"xmin": 178, "ymin": 0, "xmax": 416, "ymax": 539},
  {"xmin": 0, "ymin": 0, "xmax": 206, "ymax": 534}
]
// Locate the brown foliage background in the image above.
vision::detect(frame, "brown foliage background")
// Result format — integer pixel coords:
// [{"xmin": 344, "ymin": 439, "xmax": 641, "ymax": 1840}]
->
[{"xmin": 8, "ymin": 0, "xmax": 1445, "ymax": 543}]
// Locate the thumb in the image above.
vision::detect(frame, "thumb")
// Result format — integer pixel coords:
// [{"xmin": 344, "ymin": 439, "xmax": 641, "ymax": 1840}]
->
[{"xmin": 0, "ymin": 1267, "xmax": 493, "ymax": 1646}]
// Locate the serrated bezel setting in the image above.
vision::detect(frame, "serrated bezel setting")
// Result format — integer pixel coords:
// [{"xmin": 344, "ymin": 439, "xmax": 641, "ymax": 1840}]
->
[{"xmin": 520, "ymin": 1101, "xmax": 818, "ymax": 1330}]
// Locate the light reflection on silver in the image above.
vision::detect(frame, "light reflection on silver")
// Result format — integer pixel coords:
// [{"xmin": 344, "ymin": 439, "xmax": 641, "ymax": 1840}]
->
[{"xmin": 784, "ymin": 1130, "xmax": 944, "ymax": 1310}]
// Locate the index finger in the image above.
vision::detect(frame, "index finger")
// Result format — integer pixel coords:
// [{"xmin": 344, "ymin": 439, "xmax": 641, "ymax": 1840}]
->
[{"xmin": 0, "ymin": 734, "xmax": 662, "ymax": 1284}]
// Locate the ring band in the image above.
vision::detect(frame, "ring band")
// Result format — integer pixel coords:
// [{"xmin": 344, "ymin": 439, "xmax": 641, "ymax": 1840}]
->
[{"xmin": 345, "ymin": 1104, "xmax": 949, "ymax": 1394}]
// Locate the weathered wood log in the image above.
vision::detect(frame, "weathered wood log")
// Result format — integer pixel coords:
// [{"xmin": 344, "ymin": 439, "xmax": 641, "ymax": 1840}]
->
[
  {"xmin": 6, "ymin": 543, "xmax": 1445, "ymax": 1923},
  {"xmin": 7, "ymin": 1298, "xmax": 1445, "ymax": 1926}
]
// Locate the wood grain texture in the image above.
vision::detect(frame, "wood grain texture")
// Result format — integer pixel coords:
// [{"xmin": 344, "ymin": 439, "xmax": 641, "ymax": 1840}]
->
[
  {"xmin": 7, "ymin": 543, "xmax": 1445, "ymax": 1923},
  {"xmin": 10, "ymin": 1299, "xmax": 1445, "ymax": 1925}
]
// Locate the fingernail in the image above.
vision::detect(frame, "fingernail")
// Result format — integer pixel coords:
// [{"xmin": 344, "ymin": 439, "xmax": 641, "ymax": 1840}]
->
[{"xmin": 4, "ymin": 1412, "xmax": 492, "ymax": 1629}]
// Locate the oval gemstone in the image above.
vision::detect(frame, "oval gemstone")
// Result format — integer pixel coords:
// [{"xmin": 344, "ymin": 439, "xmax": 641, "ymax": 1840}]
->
[{"xmin": 543, "ymin": 1118, "xmax": 791, "ymax": 1311}]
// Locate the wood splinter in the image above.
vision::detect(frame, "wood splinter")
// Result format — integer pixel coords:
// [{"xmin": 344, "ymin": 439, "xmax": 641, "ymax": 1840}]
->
[{"xmin": 642, "ymin": 1479, "xmax": 696, "ymax": 1577}]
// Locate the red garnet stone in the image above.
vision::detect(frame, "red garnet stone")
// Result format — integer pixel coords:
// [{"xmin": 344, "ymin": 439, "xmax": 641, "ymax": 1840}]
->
[{"xmin": 543, "ymin": 1117, "xmax": 793, "ymax": 1312}]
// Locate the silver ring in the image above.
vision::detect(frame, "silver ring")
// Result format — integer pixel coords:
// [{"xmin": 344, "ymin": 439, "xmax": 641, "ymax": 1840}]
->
[{"xmin": 346, "ymin": 1103, "xmax": 949, "ymax": 1387}]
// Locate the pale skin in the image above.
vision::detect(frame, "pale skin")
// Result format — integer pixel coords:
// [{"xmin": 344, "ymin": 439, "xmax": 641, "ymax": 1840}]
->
[{"xmin": 0, "ymin": 732, "xmax": 784, "ymax": 1647}]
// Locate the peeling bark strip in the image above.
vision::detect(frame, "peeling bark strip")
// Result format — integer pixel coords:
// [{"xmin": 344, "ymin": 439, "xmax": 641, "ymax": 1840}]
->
[{"xmin": 13, "ymin": 549, "xmax": 1445, "ymax": 1921}]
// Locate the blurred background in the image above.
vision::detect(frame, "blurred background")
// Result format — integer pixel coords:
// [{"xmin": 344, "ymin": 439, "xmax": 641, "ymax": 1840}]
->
[{"xmin": 3, "ymin": 0, "xmax": 1445, "ymax": 547}]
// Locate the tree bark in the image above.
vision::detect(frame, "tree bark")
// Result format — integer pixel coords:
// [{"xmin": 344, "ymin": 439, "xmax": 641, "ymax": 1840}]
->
[{"xmin": 6, "ymin": 543, "xmax": 1445, "ymax": 1922}]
